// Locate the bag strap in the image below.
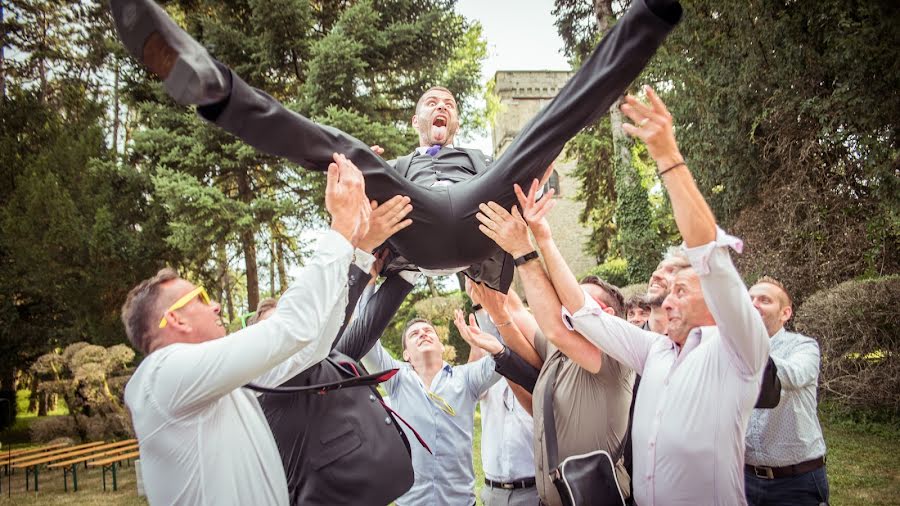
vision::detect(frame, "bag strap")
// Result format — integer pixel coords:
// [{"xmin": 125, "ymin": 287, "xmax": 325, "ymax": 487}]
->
[
  {"xmin": 243, "ymin": 357, "xmax": 398, "ymax": 395},
  {"xmin": 542, "ymin": 355, "xmax": 632, "ymax": 472}
]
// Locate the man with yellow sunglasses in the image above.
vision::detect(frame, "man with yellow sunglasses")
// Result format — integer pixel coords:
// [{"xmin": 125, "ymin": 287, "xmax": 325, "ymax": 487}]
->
[{"xmin": 121, "ymin": 154, "xmax": 375, "ymax": 506}]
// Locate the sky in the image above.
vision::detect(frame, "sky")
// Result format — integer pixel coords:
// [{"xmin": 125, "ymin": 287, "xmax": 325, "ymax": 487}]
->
[{"xmin": 453, "ymin": 0, "xmax": 571, "ymax": 152}]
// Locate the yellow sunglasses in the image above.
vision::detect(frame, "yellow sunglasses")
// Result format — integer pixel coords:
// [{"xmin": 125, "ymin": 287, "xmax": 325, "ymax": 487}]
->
[
  {"xmin": 427, "ymin": 391, "xmax": 456, "ymax": 417},
  {"xmin": 159, "ymin": 286, "xmax": 210, "ymax": 328}
]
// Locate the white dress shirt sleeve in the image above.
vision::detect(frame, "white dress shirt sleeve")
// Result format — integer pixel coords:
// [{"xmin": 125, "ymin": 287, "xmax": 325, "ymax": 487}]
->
[
  {"xmin": 771, "ymin": 337, "xmax": 820, "ymax": 390},
  {"xmin": 684, "ymin": 228, "xmax": 769, "ymax": 377},
  {"xmin": 561, "ymin": 288, "xmax": 660, "ymax": 376},
  {"xmin": 150, "ymin": 229, "xmax": 354, "ymax": 415}
]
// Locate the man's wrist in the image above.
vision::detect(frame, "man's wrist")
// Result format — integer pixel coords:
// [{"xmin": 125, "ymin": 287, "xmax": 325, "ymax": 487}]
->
[
  {"xmin": 330, "ymin": 222, "xmax": 356, "ymax": 244},
  {"xmin": 490, "ymin": 343, "xmax": 507, "ymax": 358}
]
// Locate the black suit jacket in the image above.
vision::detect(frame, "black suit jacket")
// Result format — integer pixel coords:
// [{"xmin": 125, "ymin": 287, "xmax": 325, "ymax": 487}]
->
[{"xmin": 259, "ymin": 270, "xmax": 415, "ymax": 506}]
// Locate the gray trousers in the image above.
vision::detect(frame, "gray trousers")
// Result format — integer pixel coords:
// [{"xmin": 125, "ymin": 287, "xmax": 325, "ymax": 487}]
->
[
  {"xmin": 198, "ymin": 0, "xmax": 679, "ymax": 290},
  {"xmin": 482, "ymin": 484, "xmax": 540, "ymax": 506}
]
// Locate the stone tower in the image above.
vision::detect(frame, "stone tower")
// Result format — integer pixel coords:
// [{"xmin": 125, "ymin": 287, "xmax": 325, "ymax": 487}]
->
[{"xmin": 491, "ymin": 71, "xmax": 596, "ymax": 296}]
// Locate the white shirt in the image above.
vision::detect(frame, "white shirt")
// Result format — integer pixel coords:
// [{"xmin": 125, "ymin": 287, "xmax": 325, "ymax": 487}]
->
[
  {"xmin": 476, "ymin": 311, "xmax": 535, "ymax": 482},
  {"xmin": 745, "ymin": 329, "xmax": 826, "ymax": 467},
  {"xmin": 563, "ymin": 229, "xmax": 769, "ymax": 506},
  {"xmin": 126, "ymin": 230, "xmax": 372, "ymax": 505}
]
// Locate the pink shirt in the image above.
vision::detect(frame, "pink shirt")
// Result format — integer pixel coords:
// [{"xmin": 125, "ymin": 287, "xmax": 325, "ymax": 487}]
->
[{"xmin": 563, "ymin": 230, "xmax": 769, "ymax": 506}]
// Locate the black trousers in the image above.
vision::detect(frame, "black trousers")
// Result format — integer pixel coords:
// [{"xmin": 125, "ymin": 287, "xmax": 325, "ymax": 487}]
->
[{"xmin": 199, "ymin": 0, "xmax": 679, "ymax": 290}]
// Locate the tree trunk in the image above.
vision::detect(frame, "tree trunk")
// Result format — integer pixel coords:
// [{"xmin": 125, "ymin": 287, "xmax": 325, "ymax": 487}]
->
[
  {"xmin": 48, "ymin": 393, "xmax": 58, "ymax": 412},
  {"xmin": 276, "ymin": 236, "xmax": 288, "ymax": 293},
  {"xmin": 1, "ymin": 0, "xmax": 6, "ymax": 98},
  {"xmin": 218, "ymin": 242, "xmax": 235, "ymax": 322},
  {"xmin": 112, "ymin": 57, "xmax": 121, "ymax": 161},
  {"xmin": 28, "ymin": 375, "xmax": 39, "ymax": 413},
  {"xmin": 236, "ymin": 169, "xmax": 260, "ymax": 311},
  {"xmin": 38, "ymin": 391, "xmax": 48, "ymax": 417},
  {"xmin": 426, "ymin": 277, "xmax": 439, "ymax": 297},
  {"xmin": 269, "ymin": 230, "xmax": 276, "ymax": 296}
]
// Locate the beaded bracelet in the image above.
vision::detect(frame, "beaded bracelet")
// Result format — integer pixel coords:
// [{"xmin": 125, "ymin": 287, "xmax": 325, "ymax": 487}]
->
[{"xmin": 658, "ymin": 161, "xmax": 686, "ymax": 177}]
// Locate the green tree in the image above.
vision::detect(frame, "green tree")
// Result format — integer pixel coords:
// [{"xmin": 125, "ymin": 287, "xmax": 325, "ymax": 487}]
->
[{"xmin": 125, "ymin": 0, "xmax": 487, "ymax": 312}]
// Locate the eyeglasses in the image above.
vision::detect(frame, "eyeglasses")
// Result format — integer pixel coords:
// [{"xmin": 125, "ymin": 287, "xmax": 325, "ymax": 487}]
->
[
  {"xmin": 427, "ymin": 391, "xmax": 456, "ymax": 417},
  {"xmin": 159, "ymin": 286, "xmax": 210, "ymax": 328}
]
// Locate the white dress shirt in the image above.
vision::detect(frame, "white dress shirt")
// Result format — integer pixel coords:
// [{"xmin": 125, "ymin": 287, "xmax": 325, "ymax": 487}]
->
[
  {"xmin": 126, "ymin": 230, "xmax": 372, "ymax": 505},
  {"xmin": 476, "ymin": 311, "xmax": 536, "ymax": 482},
  {"xmin": 745, "ymin": 328, "xmax": 826, "ymax": 467},
  {"xmin": 563, "ymin": 229, "xmax": 769, "ymax": 506}
]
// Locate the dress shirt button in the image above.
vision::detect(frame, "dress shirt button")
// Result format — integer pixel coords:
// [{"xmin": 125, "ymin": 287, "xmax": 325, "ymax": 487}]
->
[
  {"xmin": 384, "ymin": 416, "xmax": 392, "ymax": 425},
  {"xmin": 369, "ymin": 394, "xmax": 376, "ymax": 402}
]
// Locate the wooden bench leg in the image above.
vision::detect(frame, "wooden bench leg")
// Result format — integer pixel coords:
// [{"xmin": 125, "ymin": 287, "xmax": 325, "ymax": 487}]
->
[
  {"xmin": 73, "ymin": 463, "xmax": 79, "ymax": 492},
  {"xmin": 102, "ymin": 465, "xmax": 107, "ymax": 492},
  {"xmin": 33, "ymin": 464, "xmax": 39, "ymax": 492},
  {"xmin": 112, "ymin": 461, "xmax": 118, "ymax": 492},
  {"xmin": 63, "ymin": 466, "xmax": 68, "ymax": 492},
  {"xmin": 25, "ymin": 466, "xmax": 29, "ymax": 491}
]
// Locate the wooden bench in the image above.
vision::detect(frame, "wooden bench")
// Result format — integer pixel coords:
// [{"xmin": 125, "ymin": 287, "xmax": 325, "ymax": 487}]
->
[
  {"xmin": 48, "ymin": 442, "xmax": 139, "ymax": 492},
  {"xmin": 13, "ymin": 439, "xmax": 136, "ymax": 491},
  {"xmin": 2, "ymin": 442, "xmax": 69, "ymax": 460},
  {"xmin": 88, "ymin": 449, "xmax": 141, "ymax": 492},
  {"xmin": 2, "ymin": 440, "xmax": 104, "ymax": 478}
]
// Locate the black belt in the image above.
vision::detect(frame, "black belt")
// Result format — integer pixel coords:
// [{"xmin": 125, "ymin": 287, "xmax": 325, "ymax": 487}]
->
[
  {"xmin": 746, "ymin": 456, "xmax": 826, "ymax": 480},
  {"xmin": 484, "ymin": 477, "xmax": 536, "ymax": 490}
]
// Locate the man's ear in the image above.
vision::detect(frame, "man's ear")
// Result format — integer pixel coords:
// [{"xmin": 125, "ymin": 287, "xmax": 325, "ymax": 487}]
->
[
  {"xmin": 402, "ymin": 349, "xmax": 410, "ymax": 362},
  {"xmin": 782, "ymin": 305, "xmax": 793, "ymax": 324},
  {"xmin": 411, "ymin": 114, "xmax": 419, "ymax": 129},
  {"xmin": 603, "ymin": 307, "xmax": 616, "ymax": 316}
]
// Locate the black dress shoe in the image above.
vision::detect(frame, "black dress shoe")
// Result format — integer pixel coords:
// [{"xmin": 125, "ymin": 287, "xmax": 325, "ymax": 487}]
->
[{"xmin": 109, "ymin": 0, "xmax": 228, "ymax": 105}]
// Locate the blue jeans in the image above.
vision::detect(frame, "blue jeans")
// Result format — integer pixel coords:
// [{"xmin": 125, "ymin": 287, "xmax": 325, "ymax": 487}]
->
[{"xmin": 745, "ymin": 466, "xmax": 830, "ymax": 506}]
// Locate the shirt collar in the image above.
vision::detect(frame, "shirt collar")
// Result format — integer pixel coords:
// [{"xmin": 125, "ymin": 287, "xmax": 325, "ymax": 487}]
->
[{"xmin": 415, "ymin": 144, "xmax": 453, "ymax": 155}]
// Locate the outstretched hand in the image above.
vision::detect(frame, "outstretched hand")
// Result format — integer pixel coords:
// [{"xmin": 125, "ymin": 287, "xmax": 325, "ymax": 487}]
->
[
  {"xmin": 476, "ymin": 201, "xmax": 533, "ymax": 258},
  {"xmin": 357, "ymin": 195, "xmax": 413, "ymax": 252},
  {"xmin": 468, "ymin": 281, "xmax": 509, "ymax": 321},
  {"xmin": 513, "ymin": 179, "xmax": 555, "ymax": 243},
  {"xmin": 326, "ymin": 153, "xmax": 370, "ymax": 245},
  {"xmin": 620, "ymin": 85, "xmax": 684, "ymax": 171},
  {"xmin": 453, "ymin": 309, "xmax": 504, "ymax": 355}
]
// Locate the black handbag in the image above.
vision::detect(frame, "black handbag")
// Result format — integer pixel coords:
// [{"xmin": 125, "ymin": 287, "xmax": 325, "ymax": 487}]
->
[{"xmin": 543, "ymin": 360, "xmax": 629, "ymax": 506}]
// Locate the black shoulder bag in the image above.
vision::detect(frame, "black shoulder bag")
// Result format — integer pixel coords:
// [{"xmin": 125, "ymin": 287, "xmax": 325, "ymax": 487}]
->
[{"xmin": 543, "ymin": 360, "xmax": 629, "ymax": 506}]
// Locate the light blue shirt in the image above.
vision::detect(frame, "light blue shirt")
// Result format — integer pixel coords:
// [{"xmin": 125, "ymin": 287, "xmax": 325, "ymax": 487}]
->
[{"xmin": 363, "ymin": 342, "xmax": 500, "ymax": 506}]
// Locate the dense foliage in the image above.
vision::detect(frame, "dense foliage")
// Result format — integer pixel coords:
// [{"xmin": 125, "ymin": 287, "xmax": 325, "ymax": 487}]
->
[
  {"xmin": 794, "ymin": 276, "xmax": 899, "ymax": 416},
  {"xmin": 553, "ymin": 0, "xmax": 898, "ymax": 297},
  {"xmin": 0, "ymin": 0, "xmax": 487, "ymax": 421}
]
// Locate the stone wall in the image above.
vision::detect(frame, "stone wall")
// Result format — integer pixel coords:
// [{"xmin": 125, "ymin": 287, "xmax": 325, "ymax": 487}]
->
[{"xmin": 491, "ymin": 71, "xmax": 596, "ymax": 298}]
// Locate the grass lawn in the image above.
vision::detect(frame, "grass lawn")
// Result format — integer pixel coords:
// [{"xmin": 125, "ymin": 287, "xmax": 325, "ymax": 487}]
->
[{"xmin": 1, "ymin": 399, "xmax": 896, "ymax": 505}]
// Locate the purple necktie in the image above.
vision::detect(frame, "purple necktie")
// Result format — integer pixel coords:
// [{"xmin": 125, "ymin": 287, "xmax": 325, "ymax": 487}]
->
[{"xmin": 425, "ymin": 144, "xmax": 441, "ymax": 157}]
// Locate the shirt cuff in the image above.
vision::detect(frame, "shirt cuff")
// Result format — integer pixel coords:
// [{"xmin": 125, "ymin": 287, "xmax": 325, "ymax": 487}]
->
[
  {"xmin": 560, "ymin": 286, "xmax": 605, "ymax": 331},
  {"xmin": 683, "ymin": 227, "xmax": 744, "ymax": 276},
  {"xmin": 318, "ymin": 229, "xmax": 355, "ymax": 260},
  {"xmin": 398, "ymin": 270, "xmax": 422, "ymax": 285},
  {"xmin": 353, "ymin": 248, "xmax": 375, "ymax": 272}
]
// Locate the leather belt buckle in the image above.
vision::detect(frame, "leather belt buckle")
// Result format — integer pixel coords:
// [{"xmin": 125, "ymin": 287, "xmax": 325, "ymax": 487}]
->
[
  {"xmin": 753, "ymin": 466, "xmax": 775, "ymax": 480},
  {"xmin": 501, "ymin": 482, "xmax": 515, "ymax": 490}
]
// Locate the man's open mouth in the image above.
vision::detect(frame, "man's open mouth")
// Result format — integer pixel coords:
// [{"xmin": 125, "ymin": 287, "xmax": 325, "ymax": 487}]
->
[{"xmin": 433, "ymin": 116, "xmax": 447, "ymax": 127}]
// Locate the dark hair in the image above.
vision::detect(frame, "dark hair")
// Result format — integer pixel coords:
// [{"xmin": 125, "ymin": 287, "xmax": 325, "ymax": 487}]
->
[
  {"xmin": 415, "ymin": 86, "xmax": 455, "ymax": 114},
  {"xmin": 402, "ymin": 317, "xmax": 433, "ymax": 351},
  {"xmin": 121, "ymin": 268, "xmax": 179, "ymax": 354},
  {"xmin": 579, "ymin": 275, "xmax": 626, "ymax": 318},
  {"xmin": 625, "ymin": 294, "xmax": 651, "ymax": 314}
]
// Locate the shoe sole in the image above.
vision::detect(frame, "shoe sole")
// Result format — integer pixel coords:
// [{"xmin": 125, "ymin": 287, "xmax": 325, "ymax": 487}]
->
[{"xmin": 109, "ymin": 0, "xmax": 226, "ymax": 105}]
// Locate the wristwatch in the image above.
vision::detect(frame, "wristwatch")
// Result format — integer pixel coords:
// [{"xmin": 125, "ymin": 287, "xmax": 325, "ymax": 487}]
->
[{"xmin": 513, "ymin": 251, "xmax": 539, "ymax": 266}]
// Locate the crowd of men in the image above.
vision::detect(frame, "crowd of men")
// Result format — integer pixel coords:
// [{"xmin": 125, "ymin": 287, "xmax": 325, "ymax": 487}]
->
[{"xmin": 112, "ymin": 0, "xmax": 830, "ymax": 504}]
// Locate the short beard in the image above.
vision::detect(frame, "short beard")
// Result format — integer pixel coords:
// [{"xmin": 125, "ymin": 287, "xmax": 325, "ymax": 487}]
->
[{"xmin": 646, "ymin": 290, "xmax": 669, "ymax": 307}]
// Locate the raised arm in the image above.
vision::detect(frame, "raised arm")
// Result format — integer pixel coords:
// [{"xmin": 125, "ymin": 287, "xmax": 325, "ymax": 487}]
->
[
  {"xmin": 621, "ymin": 86, "xmax": 767, "ymax": 375},
  {"xmin": 476, "ymin": 200, "xmax": 604, "ymax": 373},
  {"xmin": 771, "ymin": 337, "xmax": 820, "ymax": 390},
  {"xmin": 336, "ymin": 274, "xmax": 414, "ymax": 361},
  {"xmin": 155, "ymin": 153, "xmax": 370, "ymax": 413}
]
